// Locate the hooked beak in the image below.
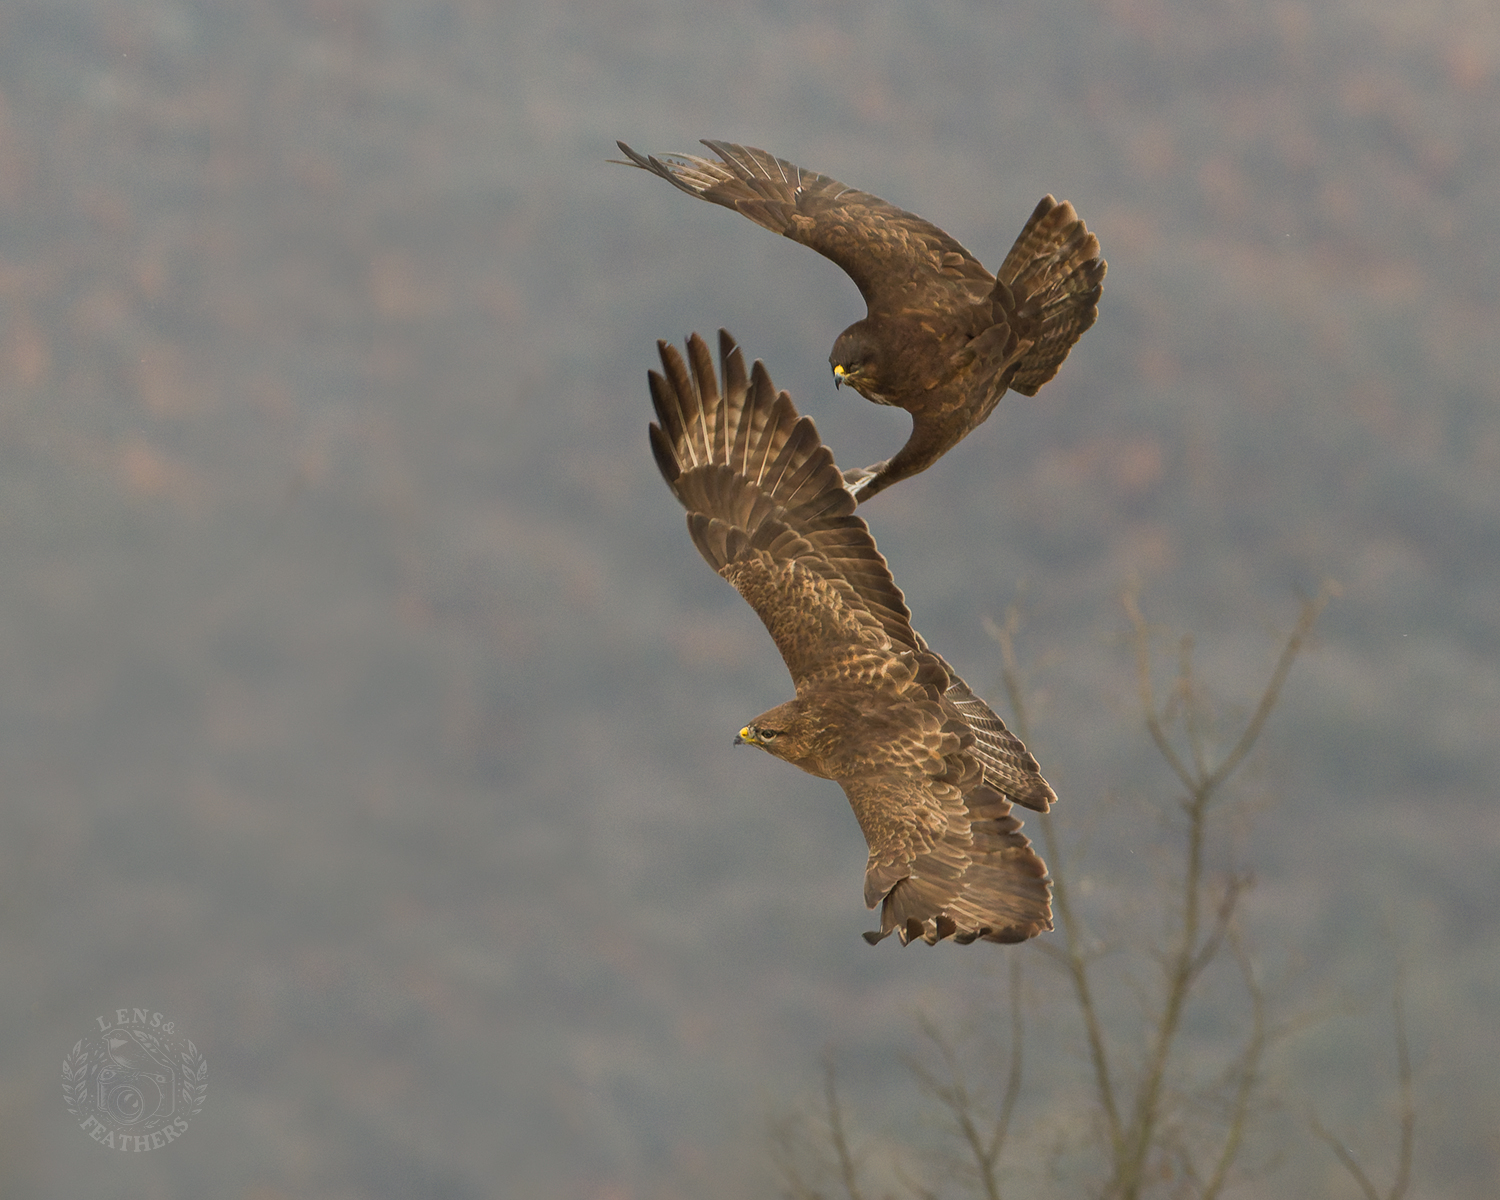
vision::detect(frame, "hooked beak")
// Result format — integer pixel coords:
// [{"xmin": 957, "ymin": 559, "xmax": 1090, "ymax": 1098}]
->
[
  {"xmin": 832, "ymin": 364, "xmax": 846, "ymax": 390},
  {"xmin": 734, "ymin": 726, "xmax": 755, "ymax": 746}
]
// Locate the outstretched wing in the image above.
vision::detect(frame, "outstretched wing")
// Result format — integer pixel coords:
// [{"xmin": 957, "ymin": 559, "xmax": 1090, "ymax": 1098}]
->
[
  {"xmin": 649, "ymin": 331, "xmax": 919, "ymax": 683},
  {"xmin": 617, "ymin": 140, "xmax": 994, "ymax": 313}
]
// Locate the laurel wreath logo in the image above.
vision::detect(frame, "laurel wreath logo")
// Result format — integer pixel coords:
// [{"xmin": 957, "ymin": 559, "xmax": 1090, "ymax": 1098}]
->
[
  {"xmin": 181, "ymin": 1042, "xmax": 209, "ymax": 1117},
  {"xmin": 61, "ymin": 1040, "xmax": 91, "ymax": 1121}
]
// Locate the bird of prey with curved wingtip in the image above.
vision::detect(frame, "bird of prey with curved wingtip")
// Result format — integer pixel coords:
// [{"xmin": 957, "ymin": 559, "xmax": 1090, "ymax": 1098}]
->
[
  {"xmin": 619, "ymin": 139, "xmax": 1106, "ymax": 502},
  {"xmin": 649, "ymin": 330, "xmax": 1055, "ymax": 945}
]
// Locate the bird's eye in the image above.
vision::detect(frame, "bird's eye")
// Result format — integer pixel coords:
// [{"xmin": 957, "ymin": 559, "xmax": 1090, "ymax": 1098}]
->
[{"xmin": 760, "ymin": 728, "xmax": 779, "ymax": 741}]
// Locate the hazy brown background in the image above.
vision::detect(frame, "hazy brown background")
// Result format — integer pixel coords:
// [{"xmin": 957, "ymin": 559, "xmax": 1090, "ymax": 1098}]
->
[{"xmin": 0, "ymin": 0, "xmax": 1495, "ymax": 1196}]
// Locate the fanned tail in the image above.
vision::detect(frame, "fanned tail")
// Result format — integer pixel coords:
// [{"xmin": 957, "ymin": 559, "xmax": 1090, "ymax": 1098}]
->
[
  {"xmin": 860, "ymin": 778, "xmax": 1051, "ymax": 946},
  {"xmin": 993, "ymin": 196, "xmax": 1107, "ymax": 397}
]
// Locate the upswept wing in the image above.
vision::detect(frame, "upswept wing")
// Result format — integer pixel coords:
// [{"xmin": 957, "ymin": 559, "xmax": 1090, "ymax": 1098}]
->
[
  {"xmin": 649, "ymin": 332, "xmax": 919, "ymax": 682},
  {"xmin": 617, "ymin": 140, "xmax": 993, "ymax": 311}
]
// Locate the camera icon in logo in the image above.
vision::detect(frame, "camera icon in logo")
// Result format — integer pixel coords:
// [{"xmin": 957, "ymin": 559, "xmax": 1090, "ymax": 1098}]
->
[{"xmin": 96, "ymin": 1031, "xmax": 175, "ymax": 1127}]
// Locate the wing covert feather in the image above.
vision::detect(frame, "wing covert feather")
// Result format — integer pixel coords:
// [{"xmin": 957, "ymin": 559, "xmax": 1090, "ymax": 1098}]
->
[{"xmin": 917, "ymin": 639, "xmax": 1056, "ymax": 814}]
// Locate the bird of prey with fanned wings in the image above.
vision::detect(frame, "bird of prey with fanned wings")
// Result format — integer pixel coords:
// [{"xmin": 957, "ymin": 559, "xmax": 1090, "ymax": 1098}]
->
[
  {"xmin": 620, "ymin": 140, "xmax": 1106, "ymax": 502},
  {"xmin": 650, "ymin": 330, "xmax": 1055, "ymax": 945}
]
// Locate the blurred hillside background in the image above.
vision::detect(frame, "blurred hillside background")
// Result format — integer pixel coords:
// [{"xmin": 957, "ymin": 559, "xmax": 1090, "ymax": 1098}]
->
[{"xmin": 0, "ymin": 0, "xmax": 1495, "ymax": 1196}]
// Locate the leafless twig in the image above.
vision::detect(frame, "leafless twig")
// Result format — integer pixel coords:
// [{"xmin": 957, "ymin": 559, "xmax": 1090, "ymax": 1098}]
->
[
  {"xmin": 991, "ymin": 607, "xmax": 1125, "ymax": 1161},
  {"xmin": 825, "ymin": 1055, "xmax": 869, "ymax": 1200},
  {"xmin": 1104, "ymin": 582, "xmax": 1332, "ymax": 1199},
  {"xmin": 903, "ymin": 959, "xmax": 1027, "ymax": 1200},
  {"xmin": 1310, "ymin": 962, "xmax": 1414, "ymax": 1200},
  {"xmin": 769, "ymin": 1055, "xmax": 873, "ymax": 1200}
]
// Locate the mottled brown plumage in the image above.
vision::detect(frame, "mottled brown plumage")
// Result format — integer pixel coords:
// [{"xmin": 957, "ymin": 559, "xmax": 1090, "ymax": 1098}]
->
[
  {"xmin": 620, "ymin": 139, "xmax": 1106, "ymax": 501},
  {"xmin": 650, "ymin": 330, "xmax": 1055, "ymax": 945}
]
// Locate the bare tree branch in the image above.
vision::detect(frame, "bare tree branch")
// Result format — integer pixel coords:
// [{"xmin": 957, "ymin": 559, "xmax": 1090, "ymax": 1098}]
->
[
  {"xmin": 989, "ymin": 606, "xmax": 1124, "ymax": 1156},
  {"xmin": 769, "ymin": 1057, "xmax": 875, "ymax": 1200},
  {"xmin": 1310, "ymin": 962, "xmax": 1415, "ymax": 1200},
  {"xmin": 1122, "ymin": 582, "xmax": 1197, "ymax": 795},
  {"xmin": 1107, "ymin": 586, "xmax": 1333, "ymax": 1200},
  {"xmin": 891, "ymin": 1155, "xmax": 940, "ymax": 1200},
  {"xmin": 769, "ymin": 1113, "xmax": 826, "ymax": 1200},
  {"xmin": 993, "ymin": 959, "xmax": 1026, "ymax": 1171},
  {"xmin": 1309, "ymin": 1118, "xmax": 1384, "ymax": 1200},
  {"xmin": 1179, "ymin": 634, "xmax": 1212, "ymax": 783},
  {"xmin": 1199, "ymin": 584, "xmax": 1335, "ymax": 796},
  {"xmin": 1201, "ymin": 934, "xmax": 1267, "ymax": 1199},
  {"xmin": 823, "ymin": 1055, "xmax": 868, "ymax": 1200},
  {"xmin": 903, "ymin": 960, "xmax": 1027, "ymax": 1200},
  {"xmin": 1390, "ymin": 969, "xmax": 1415, "ymax": 1200}
]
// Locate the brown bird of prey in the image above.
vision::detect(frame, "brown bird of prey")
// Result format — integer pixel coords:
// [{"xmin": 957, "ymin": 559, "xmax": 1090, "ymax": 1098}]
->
[
  {"xmin": 649, "ymin": 330, "xmax": 1055, "ymax": 945},
  {"xmin": 619, "ymin": 139, "xmax": 1106, "ymax": 502}
]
